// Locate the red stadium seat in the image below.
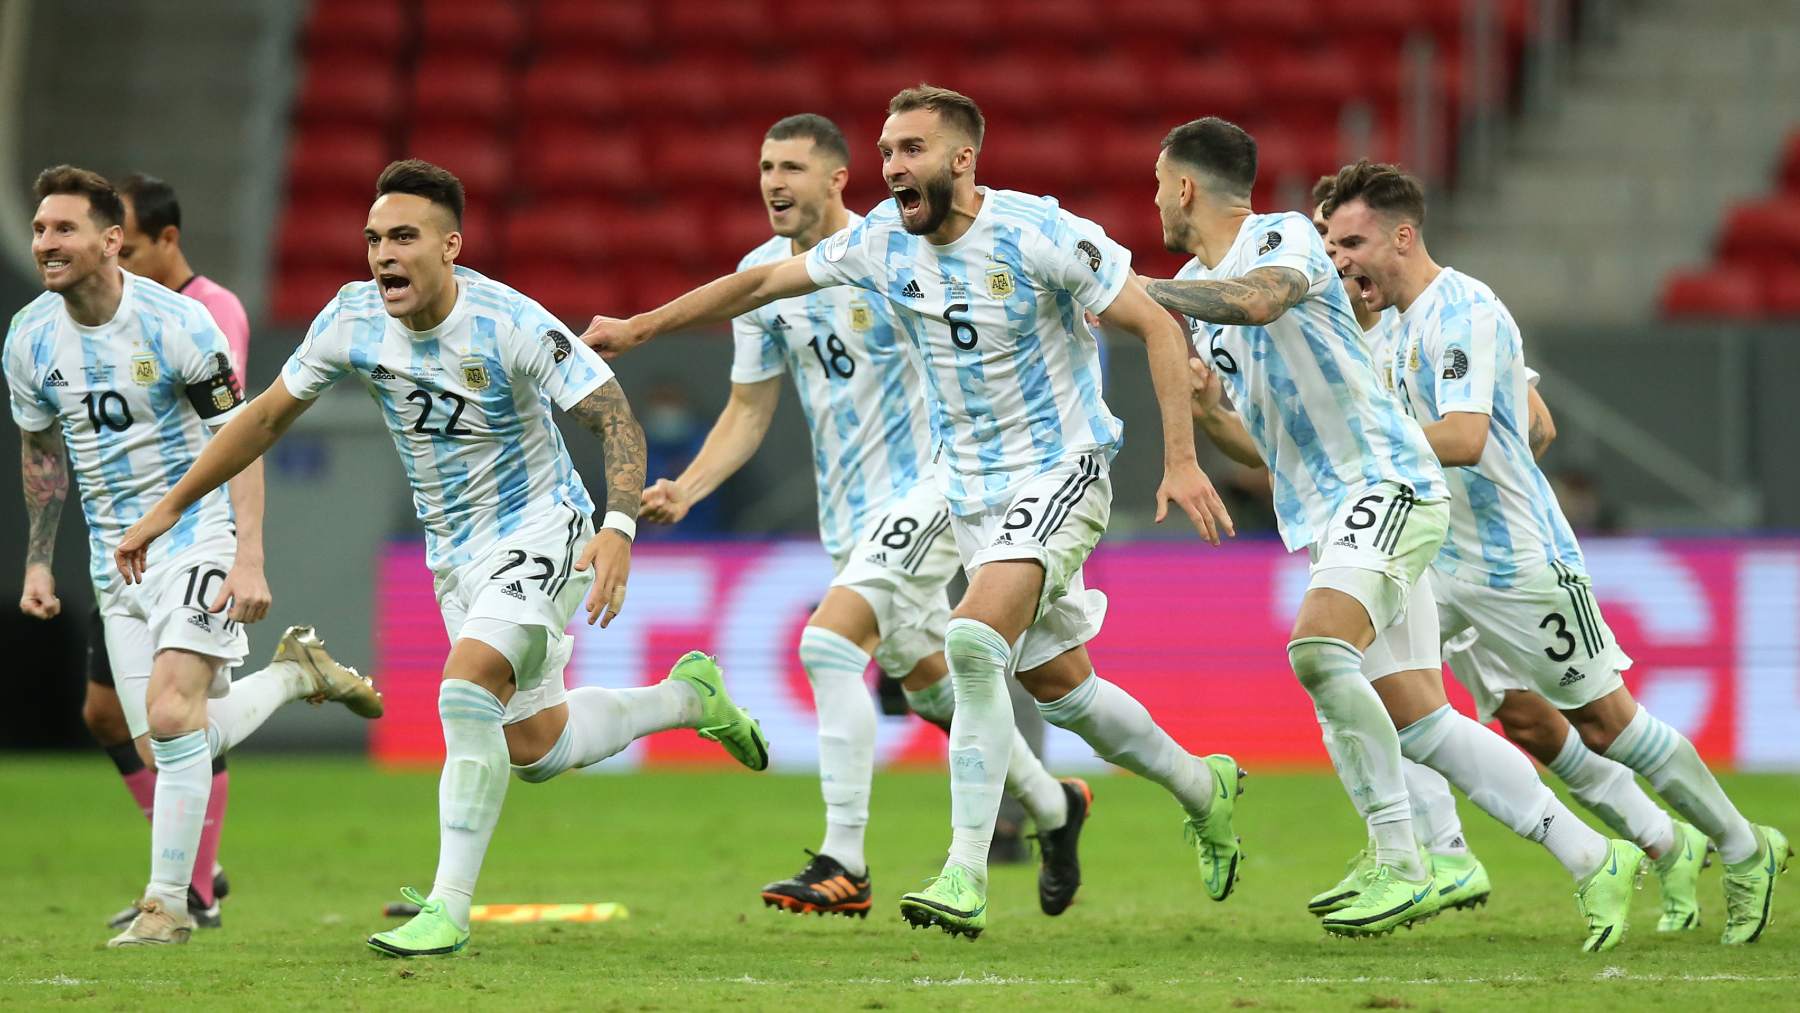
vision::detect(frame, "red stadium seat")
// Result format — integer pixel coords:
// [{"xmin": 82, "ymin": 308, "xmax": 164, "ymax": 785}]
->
[
  {"xmin": 532, "ymin": 0, "xmax": 657, "ymax": 54},
  {"xmin": 1659, "ymin": 267, "xmax": 1763, "ymax": 319},
  {"xmin": 418, "ymin": 0, "xmax": 526, "ymax": 58},
  {"xmin": 405, "ymin": 127, "xmax": 511, "ymax": 198},
  {"xmin": 1053, "ymin": 55, "xmax": 1153, "ymax": 115},
  {"xmin": 998, "ymin": 0, "xmax": 1104, "ymax": 42},
  {"xmin": 774, "ymin": 0, "xmax": 887, "ymax": 46},
  {"xmin": 514, "ymin": 125, "xmax": 649, "ymax": 195},
  {"xmin": 717, "ymin": 64, "xmax": 833, "ymax": 120},
  {"xmin": 937, "ymin": 55, "xmax": 1055, "ymax": 117},
  {"xmin": 654, "ymin": 128, "xmax": 765, "ymax": 187},
  {"xmin": 455, "ymin": 202, "xmax": 502, "ymax": 274},
  {"xmin": 664, "ymin": 0, "xmax": 781, "ymax": 50},
  {"xmin": 411, "ymin": 57, "xmax": 513, "ymax": 128},
  {"xmin": 503, "ymin": 202, "xmax": 623, "ymax": 263},
  {"xmin": 1155, "ymin": 60, "xmax": 1259, "ymax": 125},
  {"xmin": 510, "ymin": 265, "xmax": 630, "ymax": 322},
  {"xmin": 520, "ymin": 59, "xmax": 631, "ymax": 122},
  {"xmin": 981, "ymin": 125, "xmax": 1087, "ymax": 194},
  {"xmin": 619, "ymin": 62, "xmax": 729, "ymax": 118},
  {"xmin": 1717, "ymin": 197, "xmax": 1800, "ymax": 262},
  {"xmin": 1110, "ymin": 0, "xmax": 1208, "ymax": 47},
  {"xmin": 841, "ymin": 60, "xmax": 944, "ymax": 110},
  {"xmin": 1764, "ymin": 265, "xmax": 1800, "ymax": 317},
  {"xmin": 304, "ymin": 0, "xmax": 409, "ymax": 59},
  {"xmin": 295, "ymin": 58, "xmax": 403, "ymax": 127},
  {"xmin": 277, "ymin": 200, "xmax": 373, "ymax": 270},
  {"xmin": 1217, "ymin": 0, "xmax": 1322, "ymax": 43},
  {"xmin": 286, "ymin": 127, "xmax": 390, "ymax": 197},
  {"xmin": 714, "ymin": 204, "xmax": 777, "ymax": 261},
  {"xmin": 1781, "ymin": 129, "xmax": 1800, "ymax": 192},
  {"xmin": 272, "ymin": 269, "xmax": 357, "ymax": 323}
]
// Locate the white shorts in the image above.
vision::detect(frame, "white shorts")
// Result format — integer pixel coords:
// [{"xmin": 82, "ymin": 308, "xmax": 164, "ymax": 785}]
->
[
  {"xmin": 1307, "ymin": 482, "xmax": 1449, "ymax": 634},
  {"xmin": 830, "ymin": 480, "xmax": 958, "ymax": 677},
  {"xmin": 1437, "ymin": 561, "xmax": 1631, "ymax": 723},
  {"xmin": 434, "ymin": 504, "xmax": 594, "ymax": 725},
  {"xmin": 96, "ymin": 536, "xmax": 249, "ymax": 739},
  {"xmin": 951, "ymin": 453, "xmax": 1111, "ymax": 673},
  {"xmin": 1361, "ymin": 568, "xmax": 1443, "ymax": 680}
]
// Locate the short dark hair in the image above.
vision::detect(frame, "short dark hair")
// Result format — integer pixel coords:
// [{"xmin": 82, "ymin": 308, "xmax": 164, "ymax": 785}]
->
[
  {"xmin": 765, "ymin": 114, "xmax": 850, "ymax": 167},
  {"xmin": 33, "ymin": 165, "xmax": 124, "ymax": 229},
  {"xmin": 375, "ymin": 159, "xmax": 464, "ymax": 227},
  {"xmin": 1310, "ymin": 174, "xmax": 1337, "ymax": 208},
  {"xmin": 888, "ymin": 84, "xmax": 985, "ymax": 150},
  {"xmin": 1322, "ymin": 160, "xmax": 1427, "ymax": 228},
  {"xmin": 1160, "ymin": 117, "xmax": 1257, "ymax": 198},
  {"xmin": 117, "ymin": 173, "xmax": 181, "ymax": 237}
]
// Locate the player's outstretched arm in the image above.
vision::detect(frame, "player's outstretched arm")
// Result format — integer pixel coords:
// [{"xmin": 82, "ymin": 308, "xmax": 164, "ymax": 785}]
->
[
  {"xmin": 1527, "ymin": 386, "xmax": 1556, "ymax": 460},
  {"xmin": 1100, "ymin": 276, "xmax": 1236, "ymax": 545},
  {"xmin": 115, "ymin": 381, "xmax": 313, "ymax": 583},
  {"xmin": 1188, "ymin": 358, "xmax": 1265, "ymax": 468},
  {"xmin": 214, "ymin": 459, "xmax": 272, "ymax": 624},
  {"xmin": 1143, "ymin": 266, "xmax": 1308, "ymax": 327},
  {"xmin": 565, "ymin": 378, "xmax": 645, "ymax": 627},
  {"xmin": 643, "ymin": 378, "xmax": 780, "ymax": 526},
  {"xmin": 582, "ymin": 256, "xmax": 822, "ymax": 357},
  {"xmin": 18, "ymin": 425, "xmax": 67, "ymax": 619}
]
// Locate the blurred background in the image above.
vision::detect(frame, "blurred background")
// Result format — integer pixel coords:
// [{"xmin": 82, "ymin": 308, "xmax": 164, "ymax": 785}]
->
[{"xmin": 1, "ymin": 0, "xmax": 1794, "ymax": 773}]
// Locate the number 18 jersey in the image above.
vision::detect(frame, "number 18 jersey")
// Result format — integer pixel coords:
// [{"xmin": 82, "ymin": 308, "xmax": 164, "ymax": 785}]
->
[
  {"xmin": 282, "ymin": 267, "xmax": 611, "ymax": 574},
  {"xmin": 732, "ymin": 216, "xmax": 932, "ymax": 558}
]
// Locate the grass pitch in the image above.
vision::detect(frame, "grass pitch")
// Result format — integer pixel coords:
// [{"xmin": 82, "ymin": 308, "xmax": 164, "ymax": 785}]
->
[{"xmin": 2, "ymin": 756, "xmax": 1796, "ymax": 1010}]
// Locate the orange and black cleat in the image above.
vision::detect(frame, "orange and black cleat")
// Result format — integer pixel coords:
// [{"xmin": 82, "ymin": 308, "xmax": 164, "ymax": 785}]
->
[{"xmin": 761, "ymin": 851, "xmax": 872, "ymax": 918}]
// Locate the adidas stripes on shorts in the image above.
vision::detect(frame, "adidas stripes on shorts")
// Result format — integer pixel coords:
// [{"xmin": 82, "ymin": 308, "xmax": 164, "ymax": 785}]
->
[
  {"xmin": 1308, "ymin": 481, "xmax": 1450, "ymax": 635},
  {"xmin": 830, "ymin": 480, "xmax": 958, "ymax": 678}
]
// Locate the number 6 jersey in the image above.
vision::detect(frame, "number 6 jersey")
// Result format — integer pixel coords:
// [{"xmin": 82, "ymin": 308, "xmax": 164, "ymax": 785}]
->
[
  {"xmin": 282, "ymin": 266, "xmax": 611, "ymax": 574},
  {"xmin": 5, "ymin": 268, "xmax": 244, "ymax": 588}
]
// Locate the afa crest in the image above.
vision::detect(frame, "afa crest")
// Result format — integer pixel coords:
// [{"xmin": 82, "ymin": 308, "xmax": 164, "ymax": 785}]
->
[
  {"xmin": 849, "ymin": 301, "xmax": 874, "ymax": 332},
  {"xmin": 130, "ymin": 353, "xmax": 159, "ymax": 385},
  {"xmin": 986, "ymin": 268, "xmax": 1016, "ymax": 299},
  {"xmin": 460, "ymin": 356, "xmax": 491, "ymax": 391},
  {"xmin": 210, "ymin": 384, "xmax": 235, "ymax": 411}
]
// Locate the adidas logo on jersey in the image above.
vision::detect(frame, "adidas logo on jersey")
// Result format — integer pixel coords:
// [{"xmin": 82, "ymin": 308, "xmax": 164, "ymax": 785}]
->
[
  {"xmin": 370, "ymin": 364, "xmax": 396, "ymax": 381},
  {"xmin": 1559, "ymin": 667, "xmax": 1585, "ymax": 686},
  {"xmin": 500, "ymin": 581, "xmax": 527, "ymax": 601},
  {"xmin": 900, "ymin": 280, "xmax": 924, "ymax": 299},
  {"xmin": 44, "ymin": 368, "xmax": 68, "ymax": 388},
  {"xmin": 769, "ymin": 314, "xmax": 791, "ymax": 330},
  {"xmin": 187, "ymin": 612, "xmax": 212, "ymax": 631},
  {"xmin": 1333, "ymin": 533, "xmax": 1357, "ymax": 548}
]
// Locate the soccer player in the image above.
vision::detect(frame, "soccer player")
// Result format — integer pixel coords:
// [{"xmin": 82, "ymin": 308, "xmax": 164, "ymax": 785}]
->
[
  {"xmin": 587, "ymin": 86, "xmax": 1243, "ymax": 939},
  {"xmin": 635, "ymin": 114, "xmax": 1088, "ymax": 918},
  {"xmin": 6, "ymin": 166, "xmax": 380, "ymax": 948},
  {"xmin": 1145, "ymin": 119, "xmax": 1640, "ymax": 948},
  {"xmin": 114, "ymin": 160, "xmax": 771, "ymax": 958},
  {"xmin": 78, "ymin": 172, "xmax": 256, "ymax": 930},
  {"xmin": 1324, "ymin": 159, "xmax": 1791, "ymax": 946},
  {"xmin": 1308, "ymin": 178, "xmax": 1712, "ymax": 931}
]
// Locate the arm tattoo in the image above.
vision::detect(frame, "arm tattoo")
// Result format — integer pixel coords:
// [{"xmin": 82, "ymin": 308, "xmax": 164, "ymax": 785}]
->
[
  {"xmin": 1528, "ymin": 416, "xmax": 1549, "ymax": 458},
  {"xmin": 1145, "ymin": 267, "xmax": 1308, "ymax": 325},
  {"xmin": 567, "ymin": 379, "xmax": 646, "ymax": 518},
  {"xmin": 20, "ymin": 427, "xmax": 67, "ymax": 567}
]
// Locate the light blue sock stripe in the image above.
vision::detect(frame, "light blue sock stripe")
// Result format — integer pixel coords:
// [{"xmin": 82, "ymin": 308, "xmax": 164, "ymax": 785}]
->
[
  {"xmin": 1037, "ymin": 672, "xmax": 1100, "ymax": 722},
  {"xmin": 1546, "ymin": 730, "xmax": 1586, "ymax": 779},
  {"xmin": 1397, "ymin": 704, "xmax": 1452, "ymax": 747},
  {"xmin": 806, "ymin": 642, "xmax": 873, "ymax": 669},
  {"xmin": 151, "ymin": 731, "xmax": 209, "ymax": 767},
  {"xmin": 800, "ymin": 628, "xmax": 871, "ymax": 662},
  {"xmin": 439, "ymin": 683, "xmax": 505, "ymax": 719},
  {"xmin": 945, "ymin": 618, "xmax": 1011, "ymax": 666}
]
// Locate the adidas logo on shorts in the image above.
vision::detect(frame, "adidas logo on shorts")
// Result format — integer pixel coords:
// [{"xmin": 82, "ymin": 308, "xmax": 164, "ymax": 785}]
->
[
  {"xmin": 1559, "ymin": 667, "xmax": 1585, "ymax": 686},
  {"xmin": 370, "ymin": 364, "xmax": 396, "ymax": 380},
  {"xmin": 500, "ymin": 580, "xmax": 527, "ymax": 601},
  {"xmin": 1333, "ymin": 533, "xmax": 1357, "ymax": 548},
  {"xmin": 45, "ymin": 368, "xmax": 68, "ymax": 388},
  {"xmin": 866, "ymin": 550, "xmax": 888, "ymax": 565},
  {"xmin": 900, "ymin": 279, "xmax": 924, "ymax": 299},
  {"xmin": 187, "ymin": 612, "xmax": 212, "ymax": 630}
]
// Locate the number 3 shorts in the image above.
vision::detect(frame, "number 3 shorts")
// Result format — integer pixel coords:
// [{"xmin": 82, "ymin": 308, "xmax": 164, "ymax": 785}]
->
[
  {"xmin": 95, "ymin": 534, "xmax": 250, "ymax": 739},
  {"xmin": 950, "ymin": 452, "xmax": 1112, "ymax": 673},
  {"xmin": 433, "ymin": 504, "xmax": 595, "ymax": 725},
  {"xmin": 830, "ymin": 480, "xmax": 958, "ymax": 678},
  {"xmin": 1436, "ymin": 561, "xmax": 1630, "ymax": 723}
]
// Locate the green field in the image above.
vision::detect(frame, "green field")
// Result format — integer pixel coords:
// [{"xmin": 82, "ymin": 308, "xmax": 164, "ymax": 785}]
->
[{"xmin": 3, "ymin": 756, "xmax": 1796, "ymax": 1010}]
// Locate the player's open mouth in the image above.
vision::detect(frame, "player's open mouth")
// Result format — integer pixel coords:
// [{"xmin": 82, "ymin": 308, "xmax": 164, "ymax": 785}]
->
[
  {"xmin": 39, "ymin": 258, "xmax": 69, "ymax": 275},
  {"xmin": 767, "ymin": 197, "xmax": 794, "ymax": 214},
  {"xmin": 379, "ymin": 273, "xmax": 411, "ymax": 300},
  {"xmin": 893, "ymin": 186, "xmax": 923, "ymax": 218}
]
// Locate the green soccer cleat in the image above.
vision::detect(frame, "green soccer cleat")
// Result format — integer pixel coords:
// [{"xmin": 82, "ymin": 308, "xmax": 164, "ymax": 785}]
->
[
  {"xmin": 1320, "ymin": 863, "xmax": 1441, "ymax": 937},
  {"xmin": 1430, "ymin": 850, "xmax": 1491, "ymax": 913},
  {"xmin": 1721, "ymin": 825, "xmax": 1792, "ymax": 945},
  {"xmin": 666, "ymin": 651, "xmax": 769, "ymax": 771},
  {"xmin": 1654, "ymin": 821, "xmax": 1709, "ymax": 932},
  {"xmin": 1308, "ymin": 845, "xmax": 1375, "ymax": 916},
  {"xmin": 898, "ymin": 866, "xmax": 987, "ymax": 940},
  {"xmin": 367, "ymin": 888, "xmax": 469, "ymax": 957},
  {"xmin": 1575, "ymin": 839, "xmax": 1645, "ymax": 953},
  {"xmin": 1182, "ymin": 754, "xmax": 1245, "ymax": 902}
]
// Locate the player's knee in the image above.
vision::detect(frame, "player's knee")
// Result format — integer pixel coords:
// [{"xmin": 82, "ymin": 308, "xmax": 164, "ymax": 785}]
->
[
  {"xmin": 1495, "ymin": 697, "xmax": 1565, "ymax": 764},
  {"xmin": 944, "ymin": 618, "xmax": 1011, "ymax": 683},
  {"xmin": 145, "ymin": 694, "xmax": 196, "ymax": 739},
  {"xmin": 797, "ymin": 625, "xmax": 867, "ymax": 682},
  {"xmin": 1287, "ymin": 636, "xmax": 1359, "ymax": 693}
]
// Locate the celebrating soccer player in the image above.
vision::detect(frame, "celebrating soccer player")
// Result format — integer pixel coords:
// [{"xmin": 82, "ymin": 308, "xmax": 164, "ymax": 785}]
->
[
  {"xmin": 588, "ymin": 86, "xmax": 1243, "ymax": 939},
  {"xmin": 6, "ymin": 166, "xmax": 381, "ymax": 948}
]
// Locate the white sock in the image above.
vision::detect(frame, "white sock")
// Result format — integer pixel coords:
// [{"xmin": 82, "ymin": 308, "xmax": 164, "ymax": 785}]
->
[
  {"xmin": 513, "ymin": 682, "xmax": 701, "ymax": 784},
  {"xmin": 147, "ymin": 730, "xmax": 212, "ymax": 910},
  {"xmin": 1402, "ymin": 759, "xmax": 1468, "ymax": 855},
  {"xmin": 430, "ymin": 680, "xmax": 510, "ymax": 930},
  {"xmin": 1290, "ymin": 638, "xmax": 1421, "ymax": 878},
  {"xmin": 943, "ymin": 619, "xmax": 1014, "ymax": 886},
  {"xmin": 908, "ymin": 675, "xmax": 1068, "ymax": 834},
  {"xmin": 1604, "ymin": 706, "xmax": 1758, "ymax": 864},
  {"xmin": 1399, "ymin": 704, "xmax": 1606, "ymax": 880},
  {"xmin": 1546, "ymin": 723, "xmax": 1675, "ymax": 856},
  {"xmin": 1037, "ymin": 673, "xmax": 1211, "ymax": 818},
  {"xmin": 204, "ymin": 661, "xmax": 307, "ymax": 757},
  {"xmin": 799, "ymin": 627, "xmax": 875, "ymax": 876}
]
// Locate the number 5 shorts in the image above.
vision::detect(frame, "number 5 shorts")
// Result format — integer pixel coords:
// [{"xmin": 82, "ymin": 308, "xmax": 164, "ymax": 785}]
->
[
  {"xmin": 1308, "ymin": 481, "xmax": 1450, "ymax": 636},
  {"xmin": 433, "ymin": 505, "xmax": 595, "ymax": 725},
  {"xmin": 948, "ymin": 452, "xmax": 1112, "ymax": 673},
  {"xmin": 1436, "ymin": 561, "xmax": 1630, "ymax": 722},
  {"xmin": 95, "ymin": 533, "xmax": 249, "ymax": 739},
  {"xmin": 830, "ymin": 480, "xmax": 959, "ymax": 678}
]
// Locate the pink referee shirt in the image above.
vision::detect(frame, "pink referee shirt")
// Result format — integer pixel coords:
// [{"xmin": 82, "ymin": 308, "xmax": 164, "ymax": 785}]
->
[{"xmin": 178, "ymin": 274, "xmax": 250, "ymax": 374}]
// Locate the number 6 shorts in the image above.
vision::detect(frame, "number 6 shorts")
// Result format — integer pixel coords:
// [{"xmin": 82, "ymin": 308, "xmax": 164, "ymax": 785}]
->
[
  {"xmin": 433, "ymin": 504, "xmax": 595, "ymax": 725},
  {"xmin": 1308, "ymin": 481, "xmax": 1450, "ymax": 634},
  {"xmin": 1436, "ymin": 562, "xmax": 1630, "ymax": 723},
  {"xmin": 830, "ymin": 480, "xmax": 959, "ymax": 679},
  {"xmin": 949, "ymin": 452, "xmax": 1112, "ymax": 673},
  {"xmin": 95, "ymin": 533, "xmax": 249, "ymax": 739}
]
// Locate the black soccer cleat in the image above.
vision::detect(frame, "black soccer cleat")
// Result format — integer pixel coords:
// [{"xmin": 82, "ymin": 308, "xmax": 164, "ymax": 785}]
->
[
  {"xmin": 1034, "ymin": 778, "xmax": 1093, "ymax": 916},
  {"xmin": 761, "ymin": 850, "xmax": 871, "ymax": 918}
]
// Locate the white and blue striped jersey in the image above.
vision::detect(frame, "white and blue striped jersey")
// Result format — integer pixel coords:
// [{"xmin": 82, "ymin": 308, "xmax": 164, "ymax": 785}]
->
[
  {"xmin": 804, "ymin": 188, "xmax": 1127, "ymax": 516},
  {"xmin": 5, "ymin": 269, "xmax": 244, "ymax": 589},
  {"xmin": 1363, "ymin": 307, "xmax": 1402, "ymax": 393},
  {"xmin": 1176, "ymin": 212, "xmax": 1446, "ymax": 551},
  {"xmin": 282, "ymin": 267, "xmax": 611, "ymax": 575},
  {"xmin": 732, "ymin": 217, "xmax": 933, "ymax": 558},
  {"xmin": 1391, "ymin": 267, "xmax": 1583, "ymax": 587}
]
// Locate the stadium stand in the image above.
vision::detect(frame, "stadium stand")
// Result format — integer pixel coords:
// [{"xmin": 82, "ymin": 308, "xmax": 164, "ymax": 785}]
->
[{"xmin": 1662, "ymin": 131, "xmax": 1800, "ymax": 319}]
